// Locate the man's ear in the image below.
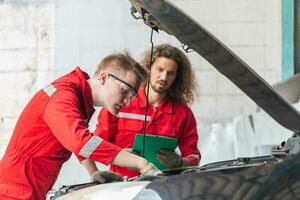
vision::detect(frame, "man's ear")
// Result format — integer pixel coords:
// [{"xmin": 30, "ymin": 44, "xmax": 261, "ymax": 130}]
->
[{"xmin": 98, "ymin": 72, "xmax": 108, "ymax": 85}]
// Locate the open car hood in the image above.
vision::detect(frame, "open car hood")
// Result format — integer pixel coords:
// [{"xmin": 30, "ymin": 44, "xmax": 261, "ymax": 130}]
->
[{"xmin": 129, "ymin": 0, "xmax": 300, "ymax": 133}]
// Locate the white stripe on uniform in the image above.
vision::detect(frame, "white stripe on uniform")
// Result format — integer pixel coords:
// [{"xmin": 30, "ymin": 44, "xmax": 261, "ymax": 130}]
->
[
  {"xmin": 117, "ymin": 112, "xmax": 151, "ymax": 121},
  {"xmin": 79, "ymin": 136, "xmax": 103, "ymax": 158}
]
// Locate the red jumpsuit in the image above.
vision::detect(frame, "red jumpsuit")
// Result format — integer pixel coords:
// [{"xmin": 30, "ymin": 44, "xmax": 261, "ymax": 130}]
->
[
  {"xmin": 95, "ymin": 86, "xmax": 201, "ymax": 178},
  {"xmin": 0, "ymin": 67, "xmax": 121, "ymax": 200}
]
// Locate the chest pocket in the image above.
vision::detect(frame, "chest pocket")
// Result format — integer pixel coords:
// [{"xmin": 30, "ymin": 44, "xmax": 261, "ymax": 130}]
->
[
  {"xmin": 151, "ymin": 125, "xmax": 177, "ymax": 138},
  {"xmin": 115, "ymin": 119, "xmax": 145, "ymax": 148},
  {"xmin": 118, "ymin": 119, "xmax": 144, "ymax": 132}
]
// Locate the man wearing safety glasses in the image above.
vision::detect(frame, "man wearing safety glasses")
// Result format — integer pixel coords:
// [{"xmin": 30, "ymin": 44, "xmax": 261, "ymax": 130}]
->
[
  {"xmin": 108, "ymin": 73, "xmax": 138, "ymax": 105},
  {"xmin": 0, "ymin": 52, "xmax": 162, "ymax": 200},
  {"xmin": 83, "ymin": 44, "xmax": 201, "ymax": 180}
]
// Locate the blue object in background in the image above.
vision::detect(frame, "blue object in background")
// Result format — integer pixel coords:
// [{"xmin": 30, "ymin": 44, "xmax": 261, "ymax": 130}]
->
[{"xmin": 282, "ymin": 0, "xmax": 295, "ymax": 80}]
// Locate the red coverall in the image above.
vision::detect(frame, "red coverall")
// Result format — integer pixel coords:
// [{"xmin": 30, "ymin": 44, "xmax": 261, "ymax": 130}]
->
[
  {"xmin": 0, "ymin": 67, "xmax": 121, "ymax": 200},
  {"xmin": 95, "ymin": 86, "xmax": 201, "ymax": 178}
]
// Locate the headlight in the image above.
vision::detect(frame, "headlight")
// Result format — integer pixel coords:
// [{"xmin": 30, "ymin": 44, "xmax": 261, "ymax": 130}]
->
[{"xmin": 56, "ymin": 181, "xmax": 152, "ymax": 200}]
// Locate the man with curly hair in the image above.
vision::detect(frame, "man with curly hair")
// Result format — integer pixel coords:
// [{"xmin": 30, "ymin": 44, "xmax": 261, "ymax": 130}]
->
[{"xmin": 83, "ymin": 44, "xmax": 201, "ymax": 179}]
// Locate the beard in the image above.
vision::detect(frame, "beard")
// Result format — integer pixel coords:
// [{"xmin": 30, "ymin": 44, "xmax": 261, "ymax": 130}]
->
[{"xmin": 150, "ymin": 82, "xmax": 169, "ymax": 94}]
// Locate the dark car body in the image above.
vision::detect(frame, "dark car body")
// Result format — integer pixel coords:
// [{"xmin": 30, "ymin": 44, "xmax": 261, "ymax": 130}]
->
[{"xmin": 51, "ymin": 0, "xmax": 300, "ymax": 199}]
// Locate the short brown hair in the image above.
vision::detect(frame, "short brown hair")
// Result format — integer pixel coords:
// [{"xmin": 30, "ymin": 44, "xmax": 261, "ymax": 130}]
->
[
  {"xmin": 140, "ymin": 44, "xmax": 197, "ymax": 105},
  {"xmin": 95, "ymin": 51, "xmax": 147, "ymax": 83}
]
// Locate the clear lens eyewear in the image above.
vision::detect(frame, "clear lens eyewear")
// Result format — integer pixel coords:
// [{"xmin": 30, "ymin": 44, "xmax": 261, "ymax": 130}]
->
[
  {"xmin": 108, "ymin": 73, "xmax": 138, "ymax": 101},
  {"xmin": 119, "ymin": 83, "xmax": 136, "ymax": 102}
]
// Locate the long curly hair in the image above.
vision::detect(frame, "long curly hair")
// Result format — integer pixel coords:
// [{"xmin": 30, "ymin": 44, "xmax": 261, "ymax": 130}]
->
[{"xmin": 140, "ymin": 44, "xmax": 197, "ymax": 105}]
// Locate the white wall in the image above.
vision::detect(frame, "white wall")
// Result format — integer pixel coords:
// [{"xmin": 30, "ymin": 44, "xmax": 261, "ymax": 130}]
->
[
  {"xmin": 0, "ymin": 0, "xmax": 55, "ymax": 157},
  {"xmin": 0, "ymin": 0, "xmax": 286, "ymax": 190}
]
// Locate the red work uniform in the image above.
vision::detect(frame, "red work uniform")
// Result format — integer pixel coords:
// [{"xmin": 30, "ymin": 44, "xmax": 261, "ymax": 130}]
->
[
  {"xmin": 0, "ymin": 67, "xmax": 121, "ymax": 200},
  {"xmin": 95, "ymin": 86, "xmax": 201, "ymax": 178}
]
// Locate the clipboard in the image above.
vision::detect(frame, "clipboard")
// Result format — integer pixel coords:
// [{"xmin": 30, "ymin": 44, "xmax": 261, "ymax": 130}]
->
[{"xmin": 132, "ymin": 134, "xmax": 178, "ymax": 170}]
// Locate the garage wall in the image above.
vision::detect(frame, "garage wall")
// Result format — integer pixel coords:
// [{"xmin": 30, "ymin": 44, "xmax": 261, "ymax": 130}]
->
[
  {"xmin": 0, "ymin": 0, "xmax": 55, "ymax": 158},
  {"xmin": 0, "ymin": 0, "xmax": 284, "ymax": 190}
]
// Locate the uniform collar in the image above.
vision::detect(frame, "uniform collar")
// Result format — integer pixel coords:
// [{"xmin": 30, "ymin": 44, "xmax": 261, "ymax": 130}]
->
[
  {"xmin": 137, "ymin": 86, "xmax": 173, "ymax": 114},
  {"xmin": 75, "ymin": 66, "xmax": 95, "ymax": 116}
]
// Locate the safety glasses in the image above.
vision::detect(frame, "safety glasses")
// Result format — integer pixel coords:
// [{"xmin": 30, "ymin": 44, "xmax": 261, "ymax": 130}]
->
[{"xmin": 108, "ymin": 73, "xmax": 138, "ymax": 101}]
